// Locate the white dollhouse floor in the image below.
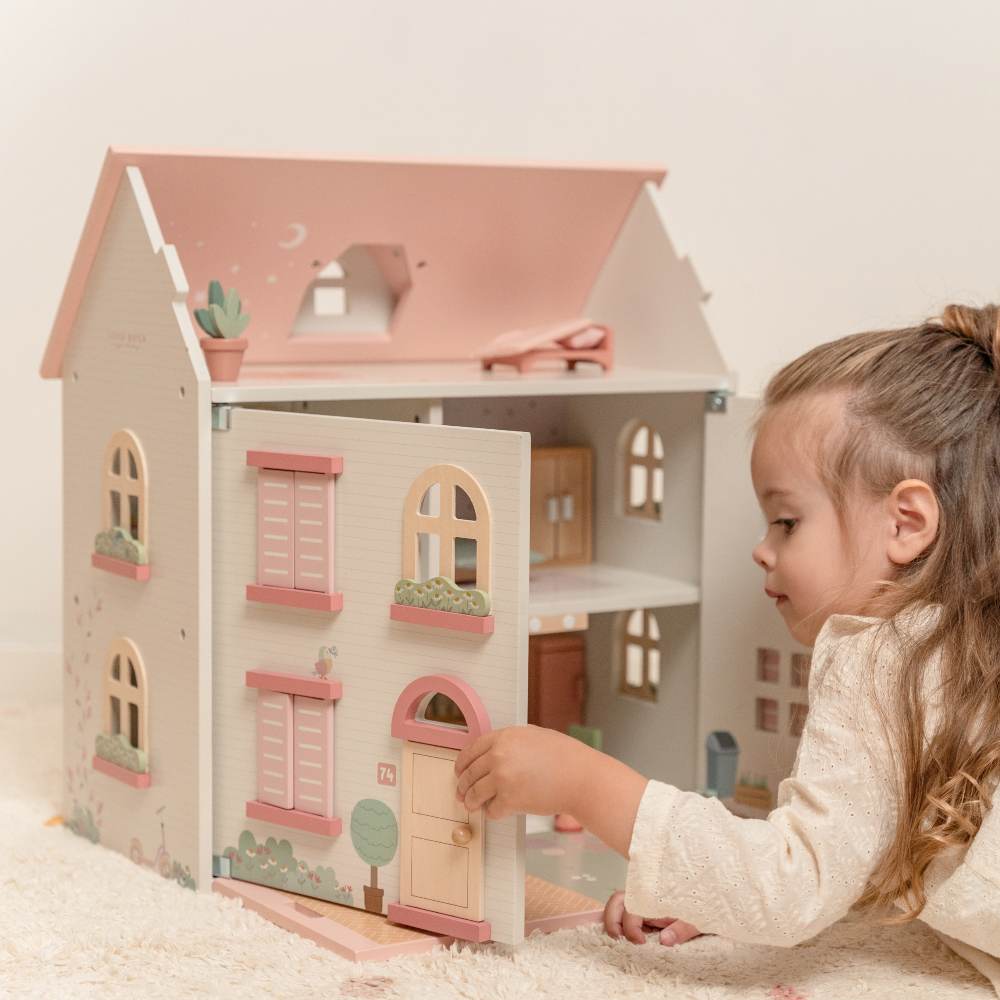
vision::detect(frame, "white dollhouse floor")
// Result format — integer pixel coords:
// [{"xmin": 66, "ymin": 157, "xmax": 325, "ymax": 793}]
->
[{"xmin": 2, "ymin": 697, "xmax": 994, "ymax": 999}]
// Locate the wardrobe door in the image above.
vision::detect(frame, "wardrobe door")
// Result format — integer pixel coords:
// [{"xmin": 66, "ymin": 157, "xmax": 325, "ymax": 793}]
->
[
  {"xmin": 555, "ymin": 448, "xmax": 592, "ymax": 565},
  {"xmin": 530, "ymin": 450, "xmax": 559, "ymax": 564}
]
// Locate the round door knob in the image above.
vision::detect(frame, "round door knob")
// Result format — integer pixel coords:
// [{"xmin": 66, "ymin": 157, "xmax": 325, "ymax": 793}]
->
[{"xmin": 452, "ymin": 823, "xmax": 473, "ymax": 846}]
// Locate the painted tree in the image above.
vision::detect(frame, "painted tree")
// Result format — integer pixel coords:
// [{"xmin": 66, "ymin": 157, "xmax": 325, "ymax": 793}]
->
[{"xmin": 350, "ymin": 798, "xmax": 399, "ymax": 912}]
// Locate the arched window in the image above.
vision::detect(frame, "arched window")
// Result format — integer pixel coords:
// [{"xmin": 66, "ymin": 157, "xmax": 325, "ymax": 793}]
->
[
  {"xmin": 622, "ymin": 420, "xmax": 664, "ymax": 520},
  {"xmin": 104, "ymin": 637, "xmax": 148, "ymax": 753},
  {"xmin": 103, "ymin": 430, "xmax": 148, "ymax": 545},
  {"xmin": 618, "ymin": 608, "xmax": 661, "ymax": 701},
  {"xmin": 402, "ymin": 465, "xmax": 492, "ymax": 593}
]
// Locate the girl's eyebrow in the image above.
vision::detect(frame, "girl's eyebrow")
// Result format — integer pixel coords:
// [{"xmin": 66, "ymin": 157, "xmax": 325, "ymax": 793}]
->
[{"xmin": 762, "ymin": 487, "xmax": 795, "ymax": 501}]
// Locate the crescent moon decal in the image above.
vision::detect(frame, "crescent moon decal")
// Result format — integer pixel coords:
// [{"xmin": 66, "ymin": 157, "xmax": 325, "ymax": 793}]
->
[{"xmin": 278, "ymin": 223, "xmax": 307, "ymax": 250}]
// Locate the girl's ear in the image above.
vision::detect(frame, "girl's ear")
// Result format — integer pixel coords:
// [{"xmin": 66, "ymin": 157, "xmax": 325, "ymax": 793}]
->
[{"xmin": 886, "ymin": 479, "xmax": 940, "ymax": 565}]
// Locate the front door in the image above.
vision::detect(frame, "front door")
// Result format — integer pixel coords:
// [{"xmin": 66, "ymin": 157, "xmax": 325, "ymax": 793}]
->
[{"xmin": 399, "ymin": 740, "xmax": 484, "ymax": 921}]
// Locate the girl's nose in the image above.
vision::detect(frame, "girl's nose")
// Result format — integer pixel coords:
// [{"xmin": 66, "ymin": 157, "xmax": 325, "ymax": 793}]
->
[{"xmin": 752, "ymin": 539, "xmax": 773, "ymax": 570}]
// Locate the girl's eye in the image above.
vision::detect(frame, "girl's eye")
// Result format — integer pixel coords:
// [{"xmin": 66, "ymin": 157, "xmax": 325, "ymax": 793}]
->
[{"xmin": 770, "ymin": 518, "xmax": 798, "ymax": 536}]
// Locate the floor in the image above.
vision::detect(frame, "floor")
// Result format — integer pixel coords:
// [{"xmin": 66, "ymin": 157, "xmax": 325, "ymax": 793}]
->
[{"xmin": 525, "ymin": 815, "xmax": 626, "ymax": 907}]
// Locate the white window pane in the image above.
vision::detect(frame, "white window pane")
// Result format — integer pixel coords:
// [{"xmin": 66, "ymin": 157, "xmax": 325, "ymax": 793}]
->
[
  {"xmin": 648, "ymin": 648, "xmax": 661, "ymax": 687},
  {"xmin": 313, "ymin": 286, "xmax": 347, "ymax": 316},
  {"xmin": 631, "ymin": 425, "xmax": 649, "ymax": 457},
  {"xmin": 652, "ymin": 431, "xmax": 664, "ymax": 460},
  {"xmin": 626, "ymin": 609, "xmax": 643, "ymax": 637},
  {"xmin": 648, "ymin": 613, "xmax": 660, "ymax": 642},
  {"xmin": 419, "ymin": 483, "xmax": 440, "ymax": 517},
  {"xmin": 128, "ymin": 449, "xmax": 138, "ymax": 480},
  {"xmin": 417, "ymin": 532, "xmax": 440, "ymax": 580},
  {"xmin": 629, "ymin": 465, "xmax": 647, "ymax": 507},
  {"xmin": 112, "ymin": 448, "xmax": 121, "ymax": 476},
  {"xmin": 625, "ymin": 643, "xmax": 644, "ymax": 687},
  {"xmin": 652, "ymin": 468, "xmax": 664, "ymax": 504}
]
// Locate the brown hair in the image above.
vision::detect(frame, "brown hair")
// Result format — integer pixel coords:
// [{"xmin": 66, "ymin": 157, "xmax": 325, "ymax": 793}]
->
[{"xmin": 752, "ymin": 302, "xmax": 1000, "ymax": 924}]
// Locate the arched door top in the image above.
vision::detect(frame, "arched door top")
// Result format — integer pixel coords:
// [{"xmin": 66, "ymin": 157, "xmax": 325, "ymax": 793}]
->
[{"xmin": 390, "ymin": 674, "xmax": 491, "ymax": 751}]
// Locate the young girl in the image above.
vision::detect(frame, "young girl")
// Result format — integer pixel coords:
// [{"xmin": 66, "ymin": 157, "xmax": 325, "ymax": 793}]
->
[{"xmin": 454, "ymin": 303, "xmax": 1000, "ymax": 989}]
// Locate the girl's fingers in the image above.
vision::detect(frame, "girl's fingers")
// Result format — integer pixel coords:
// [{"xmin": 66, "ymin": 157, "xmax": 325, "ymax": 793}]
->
[
  {"xmin": 602, "ymin": 892, "xmax": 626, "ymax": 939},
  {"xmin": 660, "ymin": 919, "xmax": 703, "ymax": 946},
  {"xmin": 622, "ymin": 909, "xmax": 646, "ymax": 945},
  {"xmin": 454, "ymin": 753, "xmax": 491, "ymax": 801},
  {"xmin": 454, "ymin": 732, "xmax": 495, "ymax": 779},
  {"xmin": 462, "ymin": 774, "xmax": 496, "ymax": 812}
]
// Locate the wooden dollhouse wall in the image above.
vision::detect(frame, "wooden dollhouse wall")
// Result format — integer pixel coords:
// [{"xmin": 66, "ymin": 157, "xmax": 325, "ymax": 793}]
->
[
  {"xmin": 562, "ymin": 391, "xmax": 705, "ymax": 788},
  {"xmin": 211, "ymin": 407, "xmax": 529, "ymax": 945},
  {"xmin": 697, "ymin": 395, "xmax": 813, "ymax": 805},
  {"xmin": 583, "ymin": 182, "xmax": 730, "ymax": 379},
  {"xmin": 60, "ymin": 167, "xmax": 213, "ymax": 888}
]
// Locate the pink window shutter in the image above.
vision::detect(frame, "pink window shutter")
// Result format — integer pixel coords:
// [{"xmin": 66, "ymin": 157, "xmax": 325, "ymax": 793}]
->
[
  {"xmin": 293, "ymin": 695, "xmax": 335, "ymax": 817},
  {"xmin": 258, "ymin": 469, "xmax": 295, "ymax": 588},
  {"xmin": 293, "ymin": 472, "xmax": 335, "ymax": 593},
  {"xmin": 256, "ymin": 691, "xmax": 294, "ymax": 808}
]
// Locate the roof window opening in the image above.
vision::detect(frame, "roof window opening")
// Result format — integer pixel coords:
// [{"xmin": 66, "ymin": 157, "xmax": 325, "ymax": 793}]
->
[{"xmin": 292, "ymin": 243, "xmax": 410, "ymax": 340}]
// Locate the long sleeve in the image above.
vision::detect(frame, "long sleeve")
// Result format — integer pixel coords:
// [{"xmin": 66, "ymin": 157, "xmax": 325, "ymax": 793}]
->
[{"xmin": 624, "ymin": 618, "xmax": 898, "ymax": 947}]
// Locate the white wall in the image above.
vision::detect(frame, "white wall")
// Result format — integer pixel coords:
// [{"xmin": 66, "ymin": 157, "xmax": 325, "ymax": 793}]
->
[{"xmin": 5, "ymin": 0, "xmax": 1000, "ymax": 689}]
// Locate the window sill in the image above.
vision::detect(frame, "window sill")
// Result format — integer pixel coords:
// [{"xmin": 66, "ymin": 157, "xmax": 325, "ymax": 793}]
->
[
  {"xmin": 245, "ymin": 669, "xmax": 342, "ymax": 701},
  {"xmin": 245, "ymin": 800, "xmax": 342, "ymax": 837},
  {"xmin": 246, "ymin": 584, "xmax": 343, "ymax": 612},
  {"xmin": 92, "ymin": 553, "xmax": 151, "ymax": 581},
  {"xmin": 389, "ymin": 603, "xmax": 495, "ymax": 635},
  {"xmin": 92, "ymin": 754, "xmax": 151, "ymax": 788}
]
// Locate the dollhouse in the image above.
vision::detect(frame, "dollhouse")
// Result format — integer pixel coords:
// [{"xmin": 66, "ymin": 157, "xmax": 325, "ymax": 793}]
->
[{"xmin": 42, "ymin": 147, "xmax": 812, "ymax": 952}]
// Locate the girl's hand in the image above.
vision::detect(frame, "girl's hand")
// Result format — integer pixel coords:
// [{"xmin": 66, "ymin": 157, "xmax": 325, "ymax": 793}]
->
[
  {"xmin": 454, "ymin": 725, "xmax": 586, "ymax": 819},
  {"xmin": 603, "ymin": 890, "xmax": 704, "ymax": 947}
]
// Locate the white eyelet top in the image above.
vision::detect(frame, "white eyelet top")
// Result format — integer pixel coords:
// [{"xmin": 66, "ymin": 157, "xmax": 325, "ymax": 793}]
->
[{"xmin": 624, "ymin": 603, "xmax": 1000, "ymax": 992}]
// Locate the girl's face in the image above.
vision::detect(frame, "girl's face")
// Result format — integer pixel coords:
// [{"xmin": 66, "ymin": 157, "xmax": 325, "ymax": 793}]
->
[{"xmin": 750, "ymin": 396, "xmax": 893, "ymax": 647}]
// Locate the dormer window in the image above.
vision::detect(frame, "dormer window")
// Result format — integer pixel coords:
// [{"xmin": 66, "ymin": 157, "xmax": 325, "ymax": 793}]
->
[{"xmin": 291, "ymin": 244, "xmax": 410, "ymax": 339}]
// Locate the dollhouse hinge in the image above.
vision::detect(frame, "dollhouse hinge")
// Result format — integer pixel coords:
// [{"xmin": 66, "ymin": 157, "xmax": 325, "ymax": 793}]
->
[
  {"xmin": 212, "ymin": 404, "xmax": 233, "ymax": 431},
  {"xmin": 212, "ymin": 853, "xmax": 232, "ymax": 877},
  {"xmin": 705, "ymin": 390, "xmax": 730, "ymax": 414}
]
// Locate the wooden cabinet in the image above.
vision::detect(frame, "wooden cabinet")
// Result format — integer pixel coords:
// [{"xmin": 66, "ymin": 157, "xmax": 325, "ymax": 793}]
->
[
  {"xmin": 530, "ymin": 446, "xmax": 592, "ymax": 566},
  {"xmin": 528, "ymin": 633, "xmax": 587, "ymax": 734}
]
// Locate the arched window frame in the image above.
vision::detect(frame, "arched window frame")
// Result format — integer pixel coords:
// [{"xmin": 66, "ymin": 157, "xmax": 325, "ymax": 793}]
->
[
  {"xmin": 622, "ymin": 420, "xmax": 664, "ymax": 521},
  {"xmin": 103, "ymin": 637, "xmax": 148, "ymax": 753},
  {"xmin": 617, "ymin": 608, "xmax": 661, "ymax": 701},
  {"xmin": 401, "ymin": 465, "xmax": 492, "ymax": 593},
  {"xmin": 103, "ymin": 429, "xmax": 148, "ymax": 545}
]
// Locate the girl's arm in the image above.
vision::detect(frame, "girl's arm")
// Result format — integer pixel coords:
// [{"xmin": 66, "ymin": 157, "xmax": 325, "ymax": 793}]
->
[
  {"xmin": 455, "ymin": 623, "xmax": 897, "ymax": 948},
  {"xmin": 453, "ymin": 725, "xmax": 649, "ymax": 855}
]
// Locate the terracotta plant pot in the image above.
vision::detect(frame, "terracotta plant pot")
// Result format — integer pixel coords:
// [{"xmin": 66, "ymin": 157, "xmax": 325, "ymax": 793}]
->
[
  {"xmin": 363, "ymin": 885, "xmax": 384, "ymax": 913},
  {"xmin": 200, "ymin": 337, "xmax": 248, "ymax": 381}
]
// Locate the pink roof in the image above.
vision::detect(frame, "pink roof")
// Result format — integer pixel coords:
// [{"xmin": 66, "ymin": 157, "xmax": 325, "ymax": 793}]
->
[{"xmin": 41, "ymin": 147, "xmax": 665, "ymax": 378}]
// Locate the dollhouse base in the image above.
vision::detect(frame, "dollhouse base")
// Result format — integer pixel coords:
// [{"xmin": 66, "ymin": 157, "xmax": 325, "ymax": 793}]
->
[{"xmin": 213, "ymin": 875, "xmax": 604, "ymax": 961}]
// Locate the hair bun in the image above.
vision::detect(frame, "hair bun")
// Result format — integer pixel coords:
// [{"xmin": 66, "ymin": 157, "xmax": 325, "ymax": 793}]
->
[{"xmin": 938, "ymin": 303, "xmax": 1000, "ymax": 367}]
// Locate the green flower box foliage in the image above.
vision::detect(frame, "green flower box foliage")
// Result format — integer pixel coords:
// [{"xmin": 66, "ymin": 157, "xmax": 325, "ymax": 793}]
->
[
  {"xmin": 94, "ymin": 526, "xmax": 148, "ymax": 566},
  {"xmin": 94, "ymin": 732, "xmax": 149, "ymax": 774},
  {"xmin": 394, "ymin": 576, "xmax": 491, "ymax": 617},
  {"xmin": 222, "ymin": 830, "xmax": 354, "ymax": 905}
]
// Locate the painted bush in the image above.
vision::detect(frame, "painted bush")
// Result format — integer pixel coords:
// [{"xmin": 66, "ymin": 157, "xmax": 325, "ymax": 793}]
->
[
  {"xmin": 394, "ymin": 576, "xmax": 490, "ymax": 616},
  {"xmin": 222, "ymin": 830, "xmax": 353, "ymax": 905},
  {"xmin": 67, "ymin": 803, "xmax": 100, "ymax": 843},
  {"xmin": 95, "ymin": 732, "xmax": 149, "ymax": 774},
  {"xmin": 94, "ymin": 526, "xmax": 148, "ymax": 565}
]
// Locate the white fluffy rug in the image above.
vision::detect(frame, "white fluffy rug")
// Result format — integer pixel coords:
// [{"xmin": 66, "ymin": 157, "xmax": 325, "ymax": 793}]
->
[{"xmin": 0, "ymin": 700, "xmax": 995, "ymax": 999}]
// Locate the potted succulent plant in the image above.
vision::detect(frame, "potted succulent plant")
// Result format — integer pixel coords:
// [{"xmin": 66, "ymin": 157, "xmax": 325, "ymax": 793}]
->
[{"xmin": 194, "ymin": 279, "xmax": 250, "ymax": 381}]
